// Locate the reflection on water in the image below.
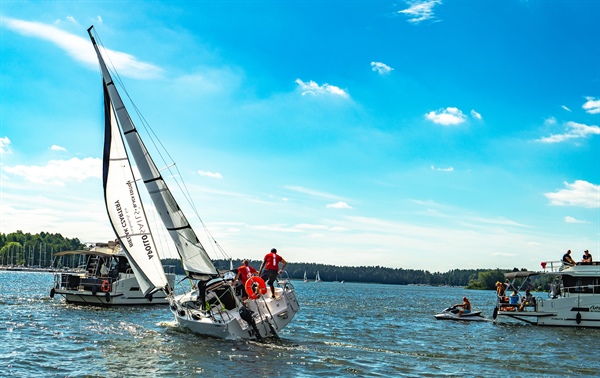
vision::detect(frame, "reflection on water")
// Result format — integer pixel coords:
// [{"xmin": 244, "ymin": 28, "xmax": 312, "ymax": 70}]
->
[{"xmin": 0, "ymin": 271, "xmax": 599, "ymax": 377}]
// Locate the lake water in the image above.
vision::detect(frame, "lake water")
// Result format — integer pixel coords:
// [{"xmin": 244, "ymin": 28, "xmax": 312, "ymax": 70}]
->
[{"xmin": 1, "ymin": 271, "xmax": 598, "ymax": 377}]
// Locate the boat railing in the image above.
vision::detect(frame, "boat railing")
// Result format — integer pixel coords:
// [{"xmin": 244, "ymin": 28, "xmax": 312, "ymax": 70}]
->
[{"xmin": 540, "ymin": 260, "xmax": 566, "ymax": 272}]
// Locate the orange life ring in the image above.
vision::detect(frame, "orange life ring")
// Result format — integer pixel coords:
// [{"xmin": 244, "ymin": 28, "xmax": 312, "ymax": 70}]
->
[
  {"xmin": 101, "ymin": 280, "xmax": 111, "ymax": 293},
  {"xmin": 244, "ymin": 276, "xmax": 267, "ymax": 299}
]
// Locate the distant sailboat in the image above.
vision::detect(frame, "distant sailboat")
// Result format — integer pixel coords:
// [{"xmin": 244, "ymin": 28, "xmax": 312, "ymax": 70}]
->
[
  {"xmin": 303, "ymin": 271, "xmax": 308, "ymax": 282},
  {"xmin": 315, "ymin": 271, "xmax": 322, "ymax": 283},
  {"xmin": 88, "ymin": 26, "xmax": 300, "ymax": 340}
]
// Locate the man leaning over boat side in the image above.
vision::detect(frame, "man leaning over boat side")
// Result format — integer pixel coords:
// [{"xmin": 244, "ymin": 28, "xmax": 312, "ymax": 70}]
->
[
  {"xmin": 258, "ymin": 248, "xmax": 287, "ymax": 299},
  {"xmin": 232, "ymin": 260, "xmax": 258, "ymax": 300}
]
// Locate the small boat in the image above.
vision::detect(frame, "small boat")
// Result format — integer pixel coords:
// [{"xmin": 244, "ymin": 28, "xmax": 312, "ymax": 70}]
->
[
  {"xmin": 50, "ymin": 242, "xmax": 175, "ymax": 305},
  {"xmin": 492, "ymin": 259, "xmax": 600, "ymax": 327},
  {"xmin": 434, "ymin": 306, "xmax": 486, "ymax": 321},
  {"xmin": 303, "ymin": 271, "xmax": 308, "ymax": 282},
  {"xmin": 87, "ymin": 26, "xmax": 300, "ymax": 339},
  {"xmin": 315, "ymin": 271, "xmax": 322, "ymax": 282}
]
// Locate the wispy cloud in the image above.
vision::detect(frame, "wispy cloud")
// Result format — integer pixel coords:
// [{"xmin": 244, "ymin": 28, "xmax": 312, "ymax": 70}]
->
[
  {"xmin": 50, "ymin": 145, "xmax": 67, "ymax": 152},
  {"xmin": 431, "ymin": 165, "xmax": 454, "ymax": 172},
  {"xmin": 0, "ymin": 17, "xmax": 162, "ymax": 79},
  {"xmin": 565, "ymin": 216, "xmax": 589, "ymax": 224},
  {"xmin": 198, "ymin": 170, "xmax": 223, "ymax": 179},
  {"xmin": 326, "ymin": 201, "xmax": 352, "ymax": 209},
  {"xmin": 285, "ymin": 185, "xmax": 345, "ymax": 201},
  {"xmin": 0, "ymin": 137, "xmax": 11, "ymax": 155},
  {"xmin": 561, "ymin": 105, "xmax": 571, "ymax": 112},
  {"xmin": 544, "ymin": 180, "xmax": 600, "ymax": 208},
  {"xmin": 536, "ymin": 121, "xmax": 600, "ymax": 143},
  {"xmin": 371, "ymin": 61, "xmax": 394, "ymax": 75},
  {"xmin": 2, "ymin": 157, "xmax": 101, "ymax": 185},
  {"xmin": 470, "ymin": 109, "xmax": 482, "ymax": 120},
  {"xmin": 399, "ymin": 0, "xmax": 442, "ymax": 24},
  {"xmin": 295, "ymin": 79, "xmax": 349, "ymax": 98},
  {"xmin": 425, "ymin": 107, "xmax": 466, "ymax": 126},
  {"xmin": 583, "ymin": 96, "xmax": 600, "ymax": 114}
]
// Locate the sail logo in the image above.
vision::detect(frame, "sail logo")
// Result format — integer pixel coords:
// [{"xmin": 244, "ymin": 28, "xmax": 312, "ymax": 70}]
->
[
  {"xmin": 115, "ymin": 200, "xmax": 133, "ymax": 247},
  {"xmin": 590, "ymin": 305, "xmax": 600, "ymax": 312},
  {"xmin": 141, "ymin": 234, "xmax": 154, "ymax": 260}
]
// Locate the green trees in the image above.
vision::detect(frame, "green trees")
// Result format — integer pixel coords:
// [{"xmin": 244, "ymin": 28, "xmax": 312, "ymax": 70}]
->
[{"xmin": 0, "ymin": 231, "xmax": 84, "ymax": 267}]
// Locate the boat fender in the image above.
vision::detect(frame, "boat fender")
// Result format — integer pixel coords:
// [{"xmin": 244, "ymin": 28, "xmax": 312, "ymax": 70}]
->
[
  {"xmin": 101, "ymin": 280, "xmax": 111, "ymax": 293},
  {"xmin": 492, "ymin": 307, "xmax": 498, "ymax": 320},
  {"xmin": 576, "ymin": 312, "xmax": 582, "ymax": 324},
  {"xmin": 245, "ymin": 276, "xmax": 268, "ymax": 299},
  {"xmin": 105, "ymin": 292, "xmax": 110, "ymax": 303},
  {"xmin": 50, "ymin": 288, "xmax": 55, "ymax": 299},
  {"xmin": 91, "ymin": 285, "xmax": 98, "ymax": 296}
]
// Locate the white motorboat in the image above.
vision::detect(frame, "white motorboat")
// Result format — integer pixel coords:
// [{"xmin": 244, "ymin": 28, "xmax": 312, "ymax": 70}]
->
[
  {"xmin": 88, "ymin": 26, "xmax": 299, "ymax": 340},
  {"xmin": 434, "ymin": 306, "xmax": 487, "ymax": 321},
  {"xmin": 492, "ymin": 260, "xmax": 600, "ymax": 327},
  {"xmin": 50, "ymin": 242, "xmax": 175, "ymax": 305}
]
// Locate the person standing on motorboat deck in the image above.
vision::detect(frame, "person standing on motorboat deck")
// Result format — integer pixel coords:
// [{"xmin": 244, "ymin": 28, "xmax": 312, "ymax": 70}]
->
[
  {"xmin": 454, "ymin": 297, "xmax": 471, "ymax": 317},
  {"xmin": 259, "ymin": 248, "xmax": 287, "ymax": 299},
  {"xmin": 495, "ymin": 281, "xmax": 506, "ymax": 297},
  {"xmin": 562, "ymin": 250, "xmax": 576, "ymax": 266},
  {"xmin": 232, "ymin": 260, "xmax": 258, "ymax": 299},
  {"xmin": 582, "ymin": 250, "xmax": 593, "ymax": 264}
]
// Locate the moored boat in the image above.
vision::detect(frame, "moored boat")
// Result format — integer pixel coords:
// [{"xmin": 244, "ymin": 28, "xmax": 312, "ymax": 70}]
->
[
  {"xmin": 50, "ymin": 241, "xmax": 175, "ymax": 305},
  {"xmin": 493, "ymin": 260, "xmax": 600, "ymax": 327}
]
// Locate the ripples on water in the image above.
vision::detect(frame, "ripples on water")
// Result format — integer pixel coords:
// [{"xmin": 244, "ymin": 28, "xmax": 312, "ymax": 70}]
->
[{"xmin": 1, "ymin": 271, "xmax": 599, "ymax": 377}]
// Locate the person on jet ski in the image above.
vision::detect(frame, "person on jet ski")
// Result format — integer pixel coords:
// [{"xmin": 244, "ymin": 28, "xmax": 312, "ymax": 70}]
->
[{"xmin": 453, "ymin": 297, "xmax": 471, "ymax": 317}]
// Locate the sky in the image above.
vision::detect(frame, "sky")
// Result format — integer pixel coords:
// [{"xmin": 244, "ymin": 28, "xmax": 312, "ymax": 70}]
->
[{"xmin": 1, "ymin": 0, "xmax": 599, "ymax": 273}]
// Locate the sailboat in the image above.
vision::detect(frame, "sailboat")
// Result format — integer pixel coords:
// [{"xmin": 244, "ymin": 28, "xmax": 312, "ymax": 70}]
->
[
  {"xmin": 88, "ymin": 26, "xmax": 300, "ymax": 340},
  {"xmin": 303, "ymin": 271, "xmax": 308, "ymax": 282},
  {"xmin": 315, "ymin": 271, "xmax": 322, "ymax": 283}
]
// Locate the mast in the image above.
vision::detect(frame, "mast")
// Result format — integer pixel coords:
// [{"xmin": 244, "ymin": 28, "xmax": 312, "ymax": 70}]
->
[{"xmin": 88, "ymin": 26, "xmax": 218, "ymax": 280}]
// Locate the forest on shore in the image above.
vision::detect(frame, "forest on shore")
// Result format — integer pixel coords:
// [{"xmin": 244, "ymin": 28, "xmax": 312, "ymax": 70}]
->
[{"xmin": 1, "ymin": 231, "xmax": 525, "ymax": 289}]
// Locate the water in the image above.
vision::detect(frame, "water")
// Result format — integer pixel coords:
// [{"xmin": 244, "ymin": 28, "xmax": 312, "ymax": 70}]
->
[{"xmin": 1, "ymin": 271, "xmax": 598, "ymax": 377}]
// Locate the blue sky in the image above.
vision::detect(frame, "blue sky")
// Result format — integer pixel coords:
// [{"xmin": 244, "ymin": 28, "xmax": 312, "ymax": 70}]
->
[{"xmin": 1, "ymin": 0, "xmax": 599, "ymax": 272}]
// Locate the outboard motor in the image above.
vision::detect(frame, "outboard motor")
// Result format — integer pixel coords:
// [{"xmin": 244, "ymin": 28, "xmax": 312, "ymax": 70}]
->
[{"xmin": 239, "ymin": 305, "xmax": 262, "ymax": 341}]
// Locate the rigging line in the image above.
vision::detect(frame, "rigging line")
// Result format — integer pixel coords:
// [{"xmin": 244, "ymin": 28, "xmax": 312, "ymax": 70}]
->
[{"xmin": 93, "ymin": 29, "xmax": 229, "ymax": 261}]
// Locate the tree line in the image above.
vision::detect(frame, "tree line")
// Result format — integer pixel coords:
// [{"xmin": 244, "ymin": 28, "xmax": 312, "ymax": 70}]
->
[{"xmin": 1, "ymin": 231, "xmax": 528, "ymax": 289}]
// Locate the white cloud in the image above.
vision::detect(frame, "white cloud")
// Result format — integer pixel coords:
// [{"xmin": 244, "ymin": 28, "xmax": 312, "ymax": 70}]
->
[
  {"xmin": 326, "ymin": 201, "xmax": 352, "ymax": 209},
  {"xmin": 2, "ymin": 157, "xmax": 101, "ymax": 185},
  {"xmin": 198, "ymin": 170, "xmax": 223, "ymax": 179},
  {"xmin": 399, "ymin": 0, "xmax": 442, "ymax": 24},
  {"xmin": 0, "ymin": 17, "xmax": 162, "ymax": 79},
  {"xmin": 544, "ymin": 116, "xmax": 557, "ymax": 126},
  {"xmin": 295, "ymin": 79, "xmax": 349, "ymax": 98},
  {"xmin": 583, "ymin": 96, "xmax": 600, "ymax": 114},
  {"xmin": 431, "ymin": 165, "xmax": 454, "ymax": 172},
  {"xmin": 544, "ymin": 180, "xmax": 600, "ymax": 208},
  {"xmin": 65, "ymin": 16, "xmax": 78, "ymax": 24},
  {"xmin": 470, "ymin": 109, "xmax": 482, "ymax": 120},
  {"xmin": 285, "ymin": 185, "xmax": 345, "ymax": 201},
  {"xmin": 50, "ymin": 145, "xmax": 67, "ymax": 152},
  {"xmin": 536, "ymin": 121, "xmax": 600, "ymax": 143},
  {"xmin": 565, "ymin": 216, "xmax": 588, "ymax": 224},
  {"xmin": 0, "ymin": 136, "xmax": 11, "ymax": 154},
  {"xmin": 371, "ymin": 61, "xmax": 394, "ymax": 75},
  {"xmin": 561, "ymin": 105, "xmax": 571, "ymax": 112},
  {"xmin": 425, "ymin": 107, "xmax": 466, "ymax": 126}
]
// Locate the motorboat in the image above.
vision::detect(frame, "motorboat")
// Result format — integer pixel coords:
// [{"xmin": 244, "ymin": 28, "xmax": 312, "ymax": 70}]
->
[
  {"xmin": 50, "ymin": 241, "xmax": 176, "ymax": 305},
  {"xmin": 434, "ymin": 305, "xmax": 487, "ymax": 321},
  {"xmin": 492, "ymin": 260, "xmax": 600, "ymax": 327}
]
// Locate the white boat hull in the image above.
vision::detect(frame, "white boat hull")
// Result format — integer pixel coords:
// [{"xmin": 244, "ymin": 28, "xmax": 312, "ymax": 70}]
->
[
  {"xmin": 434, "ymin": 310, "xmax": 486, "ymax": 322},
  {"xmin": 52, "ymin": 272, "xmax": 175, "ymax": 306},
  {"xmin": 170, "ymin": 283, "xmax": 300, "ymax": 340}
]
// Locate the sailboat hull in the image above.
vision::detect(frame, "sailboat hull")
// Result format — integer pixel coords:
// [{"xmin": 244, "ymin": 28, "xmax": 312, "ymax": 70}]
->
[{"xmin": 170, "ymin": 281, "xmax": 300, "ymax": 340}]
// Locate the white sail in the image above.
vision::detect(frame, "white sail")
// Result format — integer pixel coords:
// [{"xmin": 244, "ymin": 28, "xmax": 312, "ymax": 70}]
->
[
  {"xmin": 101, "ymin": 80, "xmax": 168, "ymax": 295},
  {"xmin": 88, "ymin": 28, "xmax": 218, "ymax": 280}
]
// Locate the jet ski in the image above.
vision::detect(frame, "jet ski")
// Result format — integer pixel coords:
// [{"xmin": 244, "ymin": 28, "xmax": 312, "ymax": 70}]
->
[{"xmin": 434, "ymin": 305, "xmax": 487, "ymax": 321}]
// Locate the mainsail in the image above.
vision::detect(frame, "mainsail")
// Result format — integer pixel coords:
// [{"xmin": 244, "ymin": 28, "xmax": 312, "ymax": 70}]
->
[{"xmin": 88, "ymin": 27, "xmax": 218, "ymax": 280}]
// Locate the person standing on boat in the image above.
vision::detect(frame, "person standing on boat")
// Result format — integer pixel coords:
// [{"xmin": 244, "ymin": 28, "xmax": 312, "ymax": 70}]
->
[
  {"xmin": 259, "ymin": 248, "xmax": 287, "ymax": 299},
  {"xmin": 453, "ymin": 297, "xmax": 471, "ymax": 317},
  {"xmin": 582, "ymin": 250, "xmax": 593, "ymax": 264},
  {"xmin": 232, "ymin": 260, "xmax": 258, "ymax": 299},
  {"xmin": 562, "ymin": 249, "xmax": 576, "ymax": 266}
]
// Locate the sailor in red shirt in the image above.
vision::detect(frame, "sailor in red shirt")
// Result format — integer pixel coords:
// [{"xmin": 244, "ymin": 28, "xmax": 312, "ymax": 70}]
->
[
  {"xmin": 232, "ymin": 260, "xmax": 257, "ymax": 299},
  {"xmin": 259, "ymin": 248, "xmax": 287, "ymax": 299}
]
